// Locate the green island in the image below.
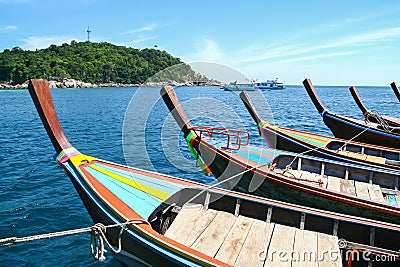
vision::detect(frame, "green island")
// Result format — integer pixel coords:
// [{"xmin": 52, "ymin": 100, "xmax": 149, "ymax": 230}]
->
[{"xmin": 0, "ymin": 41, "xmax": 216, "ymax": 89}]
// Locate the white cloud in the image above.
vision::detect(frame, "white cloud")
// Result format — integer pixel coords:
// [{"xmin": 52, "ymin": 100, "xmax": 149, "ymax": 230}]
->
[
  {"xmin": 337, "ymin": 26, "xmax": 400, "ymax": 46},
  {"xmin": 183, "ymin": 39, "xmax": 226, "ymax": 63},
  {"xmin": 131, "ymin": 36, "xmax": 156, "ymax": 46},
  {"xmin": 125, "ymin": 23, "xmax": 157, "ymax": 34},
  {"xmin": 0, "ymin": 25, "xmax": 17, "ymax": 32},
  {"xmin": 20, "ymin": 35, "xmax": 83, "ymax": 50},
  {"xmin": 277, "ymin": 51, "xmax": 359, "ymax": 64},
  {"xmin": 236, "ymin": 26, "xmax": 400, "ymax": 64}
]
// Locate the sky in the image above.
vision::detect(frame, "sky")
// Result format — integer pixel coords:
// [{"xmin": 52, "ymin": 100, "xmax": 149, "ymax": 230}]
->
[{"xmin": 1, "ymin": 0, "xmax": 400, "ymax": 85}]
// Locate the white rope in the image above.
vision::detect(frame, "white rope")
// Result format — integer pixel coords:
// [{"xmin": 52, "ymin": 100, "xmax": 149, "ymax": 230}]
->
[
  {"xmin": 0, "ymin": 218, "xmax": 149, "ymax": 262},
  {"xmin": 365, "ymin": 110, "xmax": 392, "ymax": 132}
]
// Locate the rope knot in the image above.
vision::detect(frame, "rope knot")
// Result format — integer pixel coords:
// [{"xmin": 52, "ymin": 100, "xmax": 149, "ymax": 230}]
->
[
  {"xmin": 90, "ymin": 223, "xmax": 107, "ymax": 262},
  {"xmin": 284, "ymin": 165, "xmax": 292, "ymax": 172}
]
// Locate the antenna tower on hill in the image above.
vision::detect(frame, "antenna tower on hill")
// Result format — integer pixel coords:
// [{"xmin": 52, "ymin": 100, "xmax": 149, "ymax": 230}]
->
[{"xmin": 87, "ymin": 26, "xmax": 91, "ymax": 42}]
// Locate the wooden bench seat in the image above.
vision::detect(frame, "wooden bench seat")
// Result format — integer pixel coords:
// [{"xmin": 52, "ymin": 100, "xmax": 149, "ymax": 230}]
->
[
  {"xmin": 278, "ymin": 167, "xmax": 386, "ymax": 204},
  {"xmin": 165, "ymin": 205, "xmax": 341, "ymax": 266}
]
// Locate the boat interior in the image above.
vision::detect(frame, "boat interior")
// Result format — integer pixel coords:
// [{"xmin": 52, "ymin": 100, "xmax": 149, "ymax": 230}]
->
[
  {"xmin": 272, "ymin": 155, "xmax": 400, "ymax": 206},
  {"xmin": 150, "ymin": 188, "xmax": 399, "ymax": 266},
  {"xmin": 326, "ymin": 141, "xmax": 400, "ymax": 163}
]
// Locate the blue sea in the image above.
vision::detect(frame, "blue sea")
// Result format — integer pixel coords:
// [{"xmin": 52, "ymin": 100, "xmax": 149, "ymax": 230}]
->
[{"xmin": 0, "ymin": 85, "xmax": 399, "ymax": 266}]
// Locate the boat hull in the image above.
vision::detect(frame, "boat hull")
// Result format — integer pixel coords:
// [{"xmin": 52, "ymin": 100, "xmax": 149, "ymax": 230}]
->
[{"xmin": 323, "ymin": 112, "xmax": 400, "ymax": 149}]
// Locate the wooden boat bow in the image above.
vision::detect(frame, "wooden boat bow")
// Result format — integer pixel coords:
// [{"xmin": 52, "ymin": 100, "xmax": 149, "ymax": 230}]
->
[
  {"xmin": 239, "ymin": 91, "xmax": 263, "ymax": 126},
  {"xmin": 160, "ymin": 86, "xmax": 193, "ymax": 137},
  {"xmin": 303, "ymin": 78, "xmax": 327, "ymax": 114},
  {"xmin": 349, "ymin": 86, "xmax": 369, "ymax": 116},
  {"xmin": 28, "ymin": 79, "xmax": 72, "ymax": 154},
  {"xmin": 391, "ymin": 81, "xmax": 400, "ymax": 102}
]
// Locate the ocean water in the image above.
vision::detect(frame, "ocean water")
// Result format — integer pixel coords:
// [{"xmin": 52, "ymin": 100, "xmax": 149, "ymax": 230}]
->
[{"xmin": 0, "ymin": 85, "xmax": 399, "ymax": 266}]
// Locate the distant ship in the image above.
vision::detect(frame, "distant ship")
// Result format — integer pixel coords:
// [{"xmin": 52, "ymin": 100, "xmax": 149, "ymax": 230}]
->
[
  {"xmin": 254, "ymin": 78, "xmax": 285, "ymax": 90},
  {"xmin": 222, "ymin": 81, "xmax": 256, "ymax": 91}
]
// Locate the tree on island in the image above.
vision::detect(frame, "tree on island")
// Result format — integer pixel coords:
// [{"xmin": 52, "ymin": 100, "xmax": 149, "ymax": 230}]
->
[{"xmin": 0, "ymin": 41, "xmax": 201, "ymax": 85}]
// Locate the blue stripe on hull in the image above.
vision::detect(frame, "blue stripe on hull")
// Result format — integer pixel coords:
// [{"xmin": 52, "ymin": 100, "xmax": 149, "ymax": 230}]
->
[
  {"xmin": 85, "ymin": 166, "xmax": 161, "ymax": 219},
  {"xmin": 92, "ymin": 163, "xmax": 185, "ymax": 196}
]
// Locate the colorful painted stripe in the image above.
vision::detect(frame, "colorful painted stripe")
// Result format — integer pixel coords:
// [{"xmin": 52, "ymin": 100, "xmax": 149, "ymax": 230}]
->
[
  {"xmin": 93, "ymin": 163, "xmax": 185, "ymax": 196},
  {"xmin": 88, "ymin": 164, "xmax": 171, "ymax": 201},
  {"xmin": 186, "ymin": 131, "xmax": 211, "ymax": 175},
  {"xmin": 232, "ymin": 146, "xmax": 280, "ymax": 166},
  {"xmin": 280, "ymin": 128, "xmax": 331, "ymax": 147},
  {"xmin": 55, "ymin": 147, "xmax": 81, "ymax": 165},
  {"xmin": 386, "ymin": 195, "xmax": 400, "ymax": 207},
  {"xmin": 84, "ymin": 165, "xmax": 162, "ymax": 219}
]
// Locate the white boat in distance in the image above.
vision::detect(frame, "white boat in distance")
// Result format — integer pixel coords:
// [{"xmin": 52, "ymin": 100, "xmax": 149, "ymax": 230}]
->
[
  {"xmin": 222, "ymin": 81, "xmax": 256, "ymax": 91},
  {"xmin": 254, "ymin": 78, "xmax": 285, "ymax": 90}
]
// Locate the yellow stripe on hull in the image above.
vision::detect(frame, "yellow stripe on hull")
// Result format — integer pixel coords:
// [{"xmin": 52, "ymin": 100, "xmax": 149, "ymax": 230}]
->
[{"xmin": 89, "ymin": 164, "xmax": 171, "ymax": 201}]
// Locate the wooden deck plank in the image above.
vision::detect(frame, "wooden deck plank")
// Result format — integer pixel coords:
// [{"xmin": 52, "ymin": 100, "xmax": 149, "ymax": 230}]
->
[
  {"xmin": 265, "ymin": 224, "xmax": 296, "ymax": 267},
  {"xmin": 317, "ymin": 232, "xmax": 341, "ymax": 266},
  {"xmin": 191, "ymin": 211, "xmax": 237, "ymax": 257},
  {"xmin": 327, "ymin": 176, "xmax": 341, "ymax": 192},
  {"xmin": 317, "ymin": 175, "xmax": 328, "ymax": 189},
  {"xmin": 284, "ymin": 170, "xmax": 327, "ymax": 188},
  {"xmin": 235, "ymin": 221, "xmax": 274, "ymax": 267},
  {"xmin": 292, "ymin": 229, "xmax": 318, "ymax": 267},
  {"xmin": 184, "ymin": 209, "xmax": 218, "ymax": 246},
  {"xmin": 215, "ymin": 216, "xmax": 254, "ymax": 265},
  {"xmin": 302, "ymin": 171, "xmax": 328, "ymax": 189},
  {"xmin": 340, "ymin": 179, "xmax": 356, "ymax": 196},
  {"xmin": 355, "ymin": 181, "xmax": 371, "ymax": 200},
  {"xmin": 164, "ymin": 204, "xmax": 203, "ymax": 243},
  {"xmin": 368, "ymin": 184, "xmax": 385, "ymax": 203},
  {"xmin": 286, "ymin": 169, "xmax": 303, "ymax": 178}
]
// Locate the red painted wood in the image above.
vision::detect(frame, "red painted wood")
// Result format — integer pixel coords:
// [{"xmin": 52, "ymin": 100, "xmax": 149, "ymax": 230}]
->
[{"xmin": 28, "ymin": 79, "xmax": 72, "ymax": 154}]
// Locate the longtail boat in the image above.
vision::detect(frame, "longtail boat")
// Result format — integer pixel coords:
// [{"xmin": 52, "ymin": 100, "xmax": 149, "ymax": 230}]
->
[
  {"xmin": 390, "ymin": 82, "xmax": 400, "ymax": 103},
  {"xmin": 29, "ymin": 79, "xmax": 400, "ymax": 266},
  {"xmin": 349, "ymin": 86, "xmax": 400, "ymax": 129},
  {"xmin": 240, "ymin": 90, "xmax": 400, "ymax": 174},
  {"xmin": 161, "ymin": 86, "xmax": 400, "ymax": 224},
  {"xmin": 303, "ymin": 78, "xmax": 400, "ymax": 148}
]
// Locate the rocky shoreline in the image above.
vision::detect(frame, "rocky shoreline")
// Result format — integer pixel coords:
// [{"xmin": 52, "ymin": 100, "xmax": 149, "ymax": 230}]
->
[{"xmin": 0, "ymin": 78, "xmax": 225, "ymax": 89}]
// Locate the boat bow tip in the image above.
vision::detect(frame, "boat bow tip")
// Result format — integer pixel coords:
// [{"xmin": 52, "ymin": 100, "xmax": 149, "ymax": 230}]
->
[
  {"xmin": 349, "ymin": 86, "xmax": 369, "ymax": 115},
  {"xmin": 390, "ymin": 81, "xmax": 400, "ymax": 102},
  {"xmin": 160, "ymin": 86, "xmax": 193, "ymax": 136},
  {"xmin": 28, "ymin": 79, "xmax": 72, "ymax": 154},
  {"xmin": 239, "ymin": 91, "xmax": 263, "ymax": 126},
  {"xmin": 302, "ymin": 78, "xmax": 327, "ymax": 114}
]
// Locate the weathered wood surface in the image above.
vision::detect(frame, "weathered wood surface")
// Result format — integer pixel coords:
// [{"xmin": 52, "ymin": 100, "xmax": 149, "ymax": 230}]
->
[
  {"xmin": 184, "ymin": 209, "xmax": 218, "ymax": 246},
  {"xmin": 368, "ymin": 184, "xmax": 385, "ymax": 203},
  {"xmin": 340, "ymin": 179, "xmax": 356, "ymax": 196},
  {"xmin": 215, "ymin": 215, "xmax": 254, "ymax": 265},
  {"xmin": 292, "ymin": 229, "xmax": 318, "ymax": 267},
  {"xmin": 164, "ymin": 204, "xmax": 203, "ymax": 243},
  {"xmin": 265, "ymin": 224, "xmax": 296, "ymax": 267},
  {"xmin": 355, "ymin": 181, "xmax": 370, "ymax": 200},
  {"xmin": 166, "ymin": 206, "xmax": 343, "ymax": 266},
  {"xmin": 317, "ymin": 232, "xmax": 341, "ymax": 267},
  {"xmin": 235, "ymin": 220, "xmax": 274, "ymax": 267},
  {"xmin": 327, "ymin": 176, "xmax": 341, "ymax": 192},
  {"xmin": 191, "ymin": 211, "xmax": 236, "ymax": 257}
]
